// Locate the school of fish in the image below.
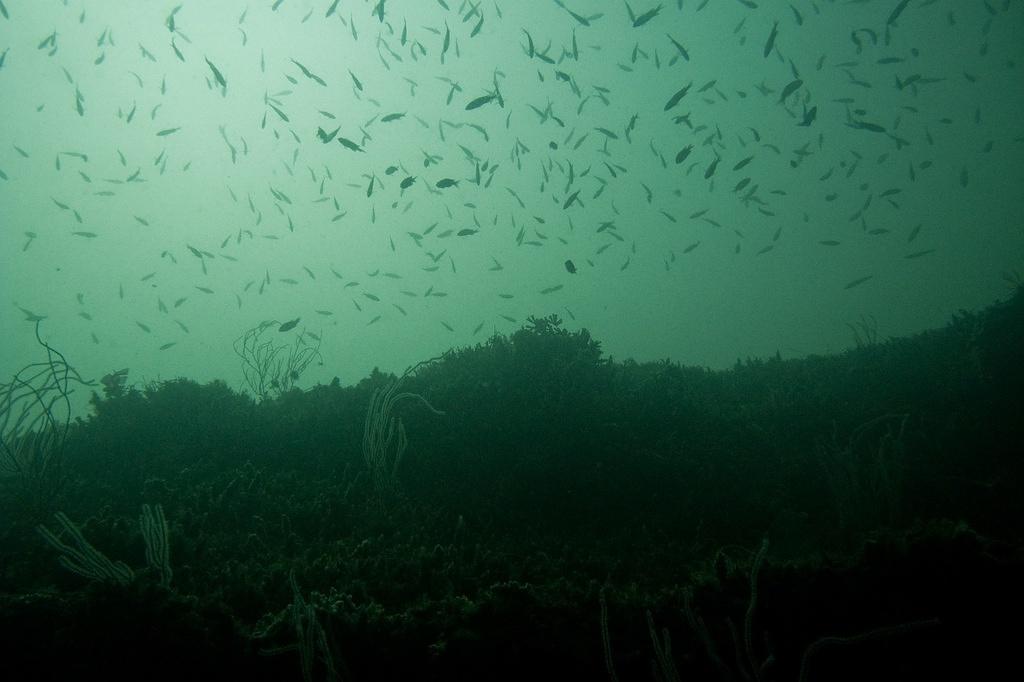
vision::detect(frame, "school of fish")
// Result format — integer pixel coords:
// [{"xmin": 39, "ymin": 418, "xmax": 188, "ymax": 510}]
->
[{"xmin": 1, "ymin": 0, "xmax": 1021, "ymax": 359}]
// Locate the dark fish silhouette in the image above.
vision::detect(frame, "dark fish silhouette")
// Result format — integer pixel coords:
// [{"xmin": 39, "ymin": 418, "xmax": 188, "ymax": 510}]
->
[
  {"xmin": 338, "ymin": 136, "xmax": 364, "ymax": 152},
  {"xmin": 465, "ymin": 93, "xmax": 496, "ymax": 110},
  {"xmin": 663, "ymin": 82, "xmax": 692, "ymax": 111},
  {"xmin": 317, "ymin": 126, "xmax": 340, "ymax": 143},
  {"xmin": 763, "ymin": 21, "xmax": 778, "ymax": 58},
  {"xmin": 204, "ymin": 57, "xmax": 227, "ymax": 90}
]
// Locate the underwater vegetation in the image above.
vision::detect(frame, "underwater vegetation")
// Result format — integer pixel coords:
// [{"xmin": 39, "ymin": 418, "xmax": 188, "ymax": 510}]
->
[{"xmin": 1, "ymin": 288, "xmax": 1022, "ymax": 681}]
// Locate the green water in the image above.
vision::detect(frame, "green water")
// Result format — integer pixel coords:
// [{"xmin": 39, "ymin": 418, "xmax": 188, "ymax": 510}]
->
[
  {"xmin": 2, "ymin": 4, "xmax": 1024, "ymax": 678},
  {"xmin": 1, "ymin": 0, "xmax": 1022, "ymax": 397}
]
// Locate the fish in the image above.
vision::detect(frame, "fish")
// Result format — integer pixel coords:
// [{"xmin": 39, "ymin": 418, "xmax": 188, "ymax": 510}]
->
[
  {"xmin": 632, "ymin": 4, "xmax": 662, "ymax": 27},
  {"xmin": 317, "ymin": 126, "xmax": 340, "ymax": 143},
  {"xmin": 457, "ymin": 228, "xmax": 478, "ymax": 236},
  {"xmin": 465, "ymin": 93, "xmax": 496, "ymax": 110},
  {"xmin": 663, "ymin": 82, "xmax": 692, "ymax": 111},
  {"xmin": 267, "ymin": 103, "xmax": 289, "ymax": 122},
  {"xmin": 522, "ymin": 28, "xmax": 535, "ymax": 58},
  {"xmin": 540, "ymin": 284, "xmax": 564, "ymax": 294},
  {"xmin": 847, "ymin": 119, "xmax": 886, "ymax": 133},
  {"xmin": 675, "ymin": 145, "xmax": 693, "ymax": 164},
  {"xmin": 290, "ymin": 59, "xmax": 326, "ymax": 86},
  {"xmin": 843, "ymin": 275, "xmax": 873, "ymax": 290},
  {"xmin": 435, "ymin": 178, "xmax": 459, "ymax": 188},
  {"xmin": 732, "ymin": 156, "xmax": 754, "ymax": 171},
  {"xmin": 778, "ymin": 79, "xmax": 803, "ymax": 103},
  {"xmin": 887, "ymin": 0, "xmax": 912, "ymax": 25},
  {"xmin": 789, "ymin": 3, "xmax": 804, "ymax": 25},
  {"xmin": 18, "ymin": 306, "xmax": 48, "ymax": 322},
  {"xmin": 156, "ymin": 127, "xmax": 181, "ymax": 136},
  {"xmin": 763, "ymin": 21, "xmax": 778, "ymax": 58},
  {"xmin": 278, "ymin": 317, "xmax": 300, "ymax": 332},
  {"xmin": 704, "ymin": 155, "xmax": 720, "ymax": 179},
  {"xmin": 564, "ymin": 259, "xmax": 577, "ymax": 273},
  {"xmin": 667, "ymin": 34, "xmax": 689, "ymax": 61},
  {"xmin": 400, "ymin": 176, "xmax": 416, "ymax": 189},
  {"xmin": 798, "ymin": 104, "xmax": 817, "ymax": 127},
  {"xmin": 337, "ymin": 137, "xmax": 364, "ymax": 152},
  {"xmin": 470, "ymin": 13, "xmax": 484, "ymax": 37},
  {"xmin": 204, "ymin": 57, "xmax": 227, "ymax": 90},
  {"xmin": 38, "ymin": 31, "xmax": 57, "ymax": 51},
  {"xmin": 169, "ymin": 38, "xmax": 186, "ymax": 62}
]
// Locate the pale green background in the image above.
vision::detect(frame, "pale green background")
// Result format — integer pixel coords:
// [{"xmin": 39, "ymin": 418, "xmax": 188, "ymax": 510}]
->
[{"xmin": 1, "ymin": 0, "xmax": 1021, "ymax": 414}]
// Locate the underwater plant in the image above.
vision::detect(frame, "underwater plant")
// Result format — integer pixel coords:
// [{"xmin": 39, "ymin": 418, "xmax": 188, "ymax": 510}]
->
[{"xmin": 234, "ymin": 320, "xmax": 322, "ymax": 401}]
